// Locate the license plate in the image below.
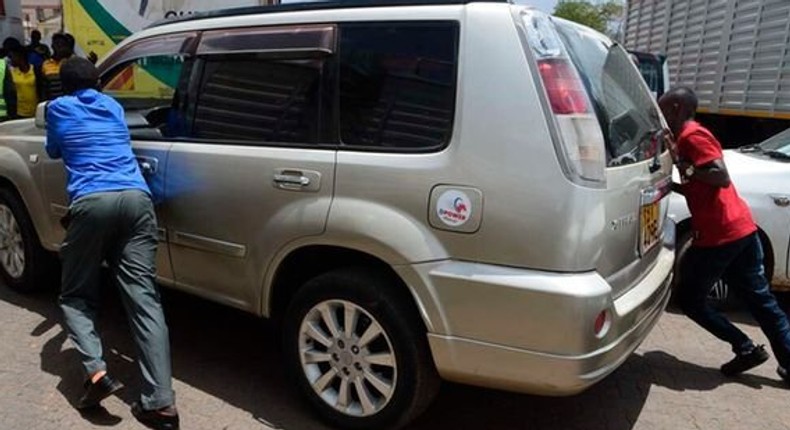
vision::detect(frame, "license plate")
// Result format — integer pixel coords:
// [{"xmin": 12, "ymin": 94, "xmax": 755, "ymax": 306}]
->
[{"xmin": 639, "ymin": 201, "xmax": 661, "ymax": 255}]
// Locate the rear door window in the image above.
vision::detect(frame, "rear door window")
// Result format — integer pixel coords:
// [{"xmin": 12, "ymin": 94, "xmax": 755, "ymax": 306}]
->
[
  {"xmin": 338, "ymin": 22, "xmax": 459, "ymax": 151},
  {"xmin": 554, "ymin": 21, "xmax": 663, "ymax": 167},
  {"xmin": 191, "ymin": 55, "xmax": 324, "ymax": 144}
]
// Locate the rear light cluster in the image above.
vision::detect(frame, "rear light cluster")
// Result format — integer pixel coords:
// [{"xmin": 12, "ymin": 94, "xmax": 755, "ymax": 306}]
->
[
  {"xmin": 537, "ymin": 58, "xmax": 589, "ymax": 115},
  {"xmin": 519, "ymin": 11, "xmax": 607, "ymax": 185}
]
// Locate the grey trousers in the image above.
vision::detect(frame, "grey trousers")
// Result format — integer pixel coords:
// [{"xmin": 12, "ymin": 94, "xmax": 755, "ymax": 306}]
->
[{"xmin": 59, "ymin": 190, "xmax": 175, "ymax": 410}]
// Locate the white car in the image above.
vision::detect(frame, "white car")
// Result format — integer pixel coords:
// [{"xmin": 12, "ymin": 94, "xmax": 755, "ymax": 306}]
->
[{"xmin": 669, "ymin": 128, "xmax": 790, "ymax": 305}]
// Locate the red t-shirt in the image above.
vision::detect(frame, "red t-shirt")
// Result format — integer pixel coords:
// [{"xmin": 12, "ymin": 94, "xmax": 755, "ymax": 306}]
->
[{"xmin": 678, "ymin": 121, "xmax": 756, "ymax": 247}]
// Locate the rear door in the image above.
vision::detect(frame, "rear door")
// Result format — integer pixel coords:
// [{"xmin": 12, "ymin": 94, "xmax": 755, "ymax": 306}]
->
[
  {"xmin": 553, "ymin": 18, "xmax": 672, "ymax": 296},
  {"xmin": 162, "ymin": 25, "xmax": 337, "ymax": 310}
]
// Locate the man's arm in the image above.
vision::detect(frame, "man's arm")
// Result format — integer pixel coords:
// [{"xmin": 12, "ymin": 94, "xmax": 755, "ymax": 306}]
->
[
  {"xmin": 680, "ymin": 158, "xmax": 731, "ymax": 188},
  {"xmin": 671, "ymin": 182, "xmax": 685, "ymax": 195},
  {"xmin": 34, "ymin": 65, "xmax": 46, "ymax": 102},
  {"xmin": 4, "ymin": 64, "xmax": 17, "ymax": 119}
]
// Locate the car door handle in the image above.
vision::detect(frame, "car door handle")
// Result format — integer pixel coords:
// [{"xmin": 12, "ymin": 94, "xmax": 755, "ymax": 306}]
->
[
  {"xmin": 771, "ymin": 195, "xmax": 790, "ymax": 207},
  {"xmin": 272, "ymin": 169, "xmax": 321, "ymax": 192},
  {"xmin": 136, "ymin": 156, "xmax": 158, "ymax": 176},
  {"xmin": 273, "ymin": 173, "xmax": 310, "ymax": 187}
]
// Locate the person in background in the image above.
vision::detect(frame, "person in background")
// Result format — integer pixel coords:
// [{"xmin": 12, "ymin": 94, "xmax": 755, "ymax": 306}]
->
[
  {"xmin": 660, "ymin": 86, "xmax": 790, "ymax": 386},
  {"xmin": 27, "ymin": 30, "xmax": 51, "ymax": 67},
  {"xmin": 5, "ymin": 44, "xmax": 43, "ymax": 119},
  {"xmin": 0, "ymin": 38, "xmax": 17, "ymax": 120},
  {"xmin": 41, "ymin": 32, "xmax": 75, "ymax": 100}
]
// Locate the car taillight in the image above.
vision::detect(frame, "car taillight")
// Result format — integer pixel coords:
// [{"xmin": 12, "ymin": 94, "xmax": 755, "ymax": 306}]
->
[
  {"xmin": 519, "ymin": 10, "xmax": 607, "ymax": 185},
  {"xmin": 537, "ymin": 58, "xmax": 589, "ymax": 114}
]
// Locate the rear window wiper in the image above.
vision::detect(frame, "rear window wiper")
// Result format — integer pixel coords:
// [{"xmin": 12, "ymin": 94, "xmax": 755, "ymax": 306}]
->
[{"xmin": 765, "ymin": 150, "xmax": 790, "ymax": 161}]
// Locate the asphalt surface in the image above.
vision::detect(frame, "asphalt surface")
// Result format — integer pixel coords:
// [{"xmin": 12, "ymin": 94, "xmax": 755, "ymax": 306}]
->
[{"xmin": 1, "ymin": 283, "xmax": 788, "ymax": 430}]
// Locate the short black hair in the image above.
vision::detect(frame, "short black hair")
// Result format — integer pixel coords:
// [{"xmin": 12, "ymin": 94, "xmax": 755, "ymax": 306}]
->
[
  {"xmin": 2, "ymin": 37, "xmax": 21, "ymax": 51},
  {"xmin": 663, "ymin": 86, "xmax": 698, "ymax": 113},
  {"xmin": 60, "ymin": 57, "xmax": 99, "ymax": 94},
  {"xmin": 52, "ymin": 32, "xmax": 75, "ymax": 49},
  {"xmin": 64, "ymin": 33, "xmax": 76, "ymax": 48},
  {"xmin": 31, "ymin": 30, "xmax": 41, "ymax": 38}
]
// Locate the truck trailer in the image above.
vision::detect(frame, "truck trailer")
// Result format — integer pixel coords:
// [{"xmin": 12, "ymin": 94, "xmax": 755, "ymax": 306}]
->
[{"xmin": 624, "ymin": 0, "xmax": 790, "ymax": 146}]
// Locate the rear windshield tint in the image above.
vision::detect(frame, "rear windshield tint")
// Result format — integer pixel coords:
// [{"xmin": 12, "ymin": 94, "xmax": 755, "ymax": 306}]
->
[{"xmin": 554, "ymin": 21, "xmax": 662, "ymax": 167}]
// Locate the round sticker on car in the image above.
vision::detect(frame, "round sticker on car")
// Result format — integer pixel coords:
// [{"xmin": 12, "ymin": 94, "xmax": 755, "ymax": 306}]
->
[{"xmin": 437, "ymin": 190, "xmax": 472, "ymax": 227}]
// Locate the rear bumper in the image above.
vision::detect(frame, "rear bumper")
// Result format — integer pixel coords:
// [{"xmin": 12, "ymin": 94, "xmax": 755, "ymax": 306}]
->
[{"xmin": 419, "ymin": 244, "xmax": 673, "ymax": 395}]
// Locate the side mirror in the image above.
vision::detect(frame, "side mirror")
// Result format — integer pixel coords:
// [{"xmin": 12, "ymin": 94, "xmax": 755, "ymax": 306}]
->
[{"xmin": 34, "ymin": 102, "xmax": 48, "ymax": 129}]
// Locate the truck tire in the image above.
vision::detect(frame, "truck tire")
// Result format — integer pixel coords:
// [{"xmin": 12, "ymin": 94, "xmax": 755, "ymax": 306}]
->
[
  {"xmin": 0, "ymin": 187, "xmax": 58, "ymax": 293},
  {"xmin": 283, "ymin": 267, "xmax": 440, "ymax": 430}
]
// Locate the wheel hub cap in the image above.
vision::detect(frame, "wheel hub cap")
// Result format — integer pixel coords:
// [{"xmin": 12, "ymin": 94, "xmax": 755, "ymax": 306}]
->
[
  {"xmin": 298, "ymin": 299, "xmax": 397, "ymax": 417},
  {"xmin": 0, "ymin": 205, "xmax": 24, "ymax": 279}
]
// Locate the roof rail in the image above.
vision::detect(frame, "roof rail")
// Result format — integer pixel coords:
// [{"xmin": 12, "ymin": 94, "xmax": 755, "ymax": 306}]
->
[{"xmin": 147, "ymin": 0, "xmax": 510, "ymax": 29}]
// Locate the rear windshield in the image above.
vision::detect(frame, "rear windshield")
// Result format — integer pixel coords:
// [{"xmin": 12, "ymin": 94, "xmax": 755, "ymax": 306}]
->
[{"xmin": 554, "ymin": 21, "xmax": 663, "ymax": 167}]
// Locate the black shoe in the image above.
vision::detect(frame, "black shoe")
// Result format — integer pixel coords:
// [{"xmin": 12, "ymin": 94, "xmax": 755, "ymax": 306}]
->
[
  {"xmin": 131, "ymin": 402, "xmax": 180, "ymax": 430},
  {"xmin": 77, "ymin": 374, "xmax": 124, "ymax": 410},
  {"xmin": 778, "ymin": 366, "xmax": 790, "ymax": 386},
  {"xmin": 721, "ymin": 345, "xmax": 770, "ymax": 376}
]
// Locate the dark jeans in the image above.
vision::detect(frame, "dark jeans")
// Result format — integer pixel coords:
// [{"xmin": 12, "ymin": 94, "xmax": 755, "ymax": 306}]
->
[
  {"xmin": 59, "ymin": 190, "xmax": 175, "ymax": 410},
  {"xmin": 678, "ymin": 232, "xmax": 790, "ymax": 367}
]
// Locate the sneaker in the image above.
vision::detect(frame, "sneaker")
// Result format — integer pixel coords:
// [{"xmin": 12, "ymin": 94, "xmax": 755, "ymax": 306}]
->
[
  {"xmin": 721, "ymin": 345, "xmax": 770, "ymax": 376},
  {"xmin": 77, "ymin": 374, "xmax": 124, "ymax": 409},
  {"xmin": 131, "ymin": 402, "xmax": 180, "ymax": 430},
  {"xmin": 779, "ymin": 366, "xmax": 790, "ymax": 386}
]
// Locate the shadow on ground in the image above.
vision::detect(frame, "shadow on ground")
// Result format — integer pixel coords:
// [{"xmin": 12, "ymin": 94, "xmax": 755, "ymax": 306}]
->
[
  {"xmin": 664, "ymin": 298, "xmax": 790, "ymax": 327},
  {"xmin": 1, "ymin": 283, "xmax": 783, "ymax": 430}
]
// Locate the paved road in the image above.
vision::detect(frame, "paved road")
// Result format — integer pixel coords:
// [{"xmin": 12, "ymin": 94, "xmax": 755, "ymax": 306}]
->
[{"xmin": 1, "ymin": 284, "xmax": 788, "ymax": 430}]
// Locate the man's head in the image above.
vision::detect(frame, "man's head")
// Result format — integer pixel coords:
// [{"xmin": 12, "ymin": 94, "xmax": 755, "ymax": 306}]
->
[
  {"xmin": 2, "ymin": 37, "xmax": 21, "ymax": 56},
  {"xmin": 659, "ymin": 86, "xmax": 698, "ymax": 136},
  {"xmin": 52, "ymin": 33, "xmax": 74, "ymax": 59},
  {"xmin": 9, "ymin": 45, "xmax": 28, "ymax": 69},
  {"xmin": 0, "ymin": 37, "xmax": 18, "ymax": 58},
  {"xmin": 60, "ymin": 57, "xmax": 99, "ymax": 94},
  {"xmin": 30, "ymin": 30, "xmax": 41, "ymax": 45}
]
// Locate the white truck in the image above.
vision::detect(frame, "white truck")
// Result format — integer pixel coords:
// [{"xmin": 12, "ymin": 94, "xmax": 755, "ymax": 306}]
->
[{"xmin": 623, "ymin": 0, "xmax": 790, "ymax": 147}]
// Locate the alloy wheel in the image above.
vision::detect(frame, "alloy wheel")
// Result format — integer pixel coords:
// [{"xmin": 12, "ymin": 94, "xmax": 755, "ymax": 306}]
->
[
  {"xmin": 0, "ymin": 204, "xmax": 25, "ymax": 279},
  {"xmin": 298, "ymin": 299, "xmax": 397, "ymax": 417}
]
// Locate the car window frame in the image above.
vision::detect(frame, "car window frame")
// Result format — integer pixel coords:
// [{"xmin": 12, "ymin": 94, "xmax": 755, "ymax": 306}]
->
[{"xmin": 99, "ymin": 32, "xmax": 200, "ymax": 142}]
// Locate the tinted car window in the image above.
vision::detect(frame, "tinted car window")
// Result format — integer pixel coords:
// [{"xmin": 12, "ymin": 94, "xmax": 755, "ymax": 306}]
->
[
  {"xmin": 555, "ymin": 21, "xmax": 663, "ymax": 167},
  {"xmin": 338, "ymin": 22, "xmax": 459, "ymax": 150},
  {"xmin": 191, "ymin": 55, "xmax": 323, "ymax": 144}
]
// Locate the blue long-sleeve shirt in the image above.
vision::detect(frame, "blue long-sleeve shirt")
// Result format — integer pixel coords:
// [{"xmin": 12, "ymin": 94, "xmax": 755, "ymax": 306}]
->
[{"xmin": 45, "ymin": 89, "xmax": 150, "ymax": 203}]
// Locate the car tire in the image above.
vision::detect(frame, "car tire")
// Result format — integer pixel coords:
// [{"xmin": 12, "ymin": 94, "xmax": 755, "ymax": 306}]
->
[
  {"xmin": 283, "ymin": 267, "xmax": 440, "ymax": 430},
  {"xmin": 0, "ymin": 187, "xmax": 58, "ymax": 293},
  {"xmin": 674, "ymin": 230, "xmax": 774, "ymax": 310}
]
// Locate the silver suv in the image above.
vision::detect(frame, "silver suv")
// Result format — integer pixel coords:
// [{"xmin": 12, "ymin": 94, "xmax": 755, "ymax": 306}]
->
[{"xmin": 0, "ymin": 1, "xmax": 674, "ymax": 428}]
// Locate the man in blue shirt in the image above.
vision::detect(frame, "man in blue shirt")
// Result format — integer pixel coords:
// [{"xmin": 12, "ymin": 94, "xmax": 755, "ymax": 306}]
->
[{"xmin": 46, "ymin": 57, "xmax": 179, "ymax": 430}]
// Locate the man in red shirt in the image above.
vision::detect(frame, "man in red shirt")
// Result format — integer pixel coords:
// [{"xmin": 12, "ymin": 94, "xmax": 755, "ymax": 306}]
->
[{"xmin": 660, "ymin": 87, "xmax": 790, "ymax": 384}]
